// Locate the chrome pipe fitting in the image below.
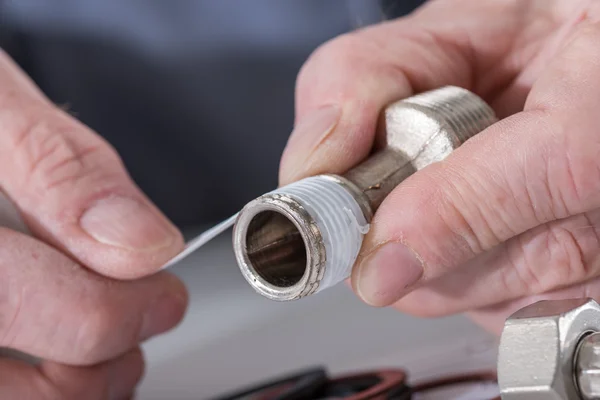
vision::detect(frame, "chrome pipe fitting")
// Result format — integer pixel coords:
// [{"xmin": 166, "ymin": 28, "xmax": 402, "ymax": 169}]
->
[
  {"xmin": 498, "ymin": 298, "xmax": 600, "ymax": 400},
  {"xmin": 233, "ymin": 86, "xmax": 498, "ymax": 301}
]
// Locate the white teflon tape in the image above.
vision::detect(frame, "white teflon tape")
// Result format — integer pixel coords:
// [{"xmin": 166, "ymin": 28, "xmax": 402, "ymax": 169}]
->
[
  {"xmin": 161, "ymin": 213, "xmax": 238, "ymax": 270},
  {"xmin": 276, "ymin": 176, "xmax": 369, "ymax": 292}
]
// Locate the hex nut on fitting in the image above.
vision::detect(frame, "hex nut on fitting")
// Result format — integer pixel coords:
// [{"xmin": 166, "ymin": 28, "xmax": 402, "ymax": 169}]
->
[{"xmin": 498, "ymin": 298, "xmax": 600, "ymax": 400}]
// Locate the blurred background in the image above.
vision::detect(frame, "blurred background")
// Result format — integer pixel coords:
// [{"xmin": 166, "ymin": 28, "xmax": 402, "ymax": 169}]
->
[
  {"xmin": 1, "ymin": 0, "xmax": 422, "ymax": 231},
  {"xmin": 0, "ymin": 1, "xmax": 498, "ymax": 399}
]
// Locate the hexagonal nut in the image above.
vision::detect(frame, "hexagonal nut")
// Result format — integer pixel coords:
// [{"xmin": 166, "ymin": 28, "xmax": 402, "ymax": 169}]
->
[{"xmin": 498, "ymin": 298, "xmax": 600, "ymax": 400}]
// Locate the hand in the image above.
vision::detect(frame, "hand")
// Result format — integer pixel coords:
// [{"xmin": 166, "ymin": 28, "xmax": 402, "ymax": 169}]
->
[
  {"xmin": 279, "ymin": 0, "xmax": 600, "ymax": 334},
  {"xmin": 0, "ymin": 50, "xmax": 187, "ymax": 398}
]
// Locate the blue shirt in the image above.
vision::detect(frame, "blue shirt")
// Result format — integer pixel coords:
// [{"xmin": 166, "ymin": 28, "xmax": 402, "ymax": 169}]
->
[{"xmin": 0, "ymin": 0, "xmax": 422, "ymax": 228}]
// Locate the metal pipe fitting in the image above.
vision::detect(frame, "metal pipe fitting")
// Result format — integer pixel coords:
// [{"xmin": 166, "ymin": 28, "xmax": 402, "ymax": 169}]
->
[
  {"xmin": 233, "ymin": 86, "xmax": 497, "ymax": 301},
  {"xmin": 576, "ymin": 331, "xmax": 600, "ymax": 399},
  {"xmin": 498, "ymin": 298, "xmax": 600, "ymax": 400}
]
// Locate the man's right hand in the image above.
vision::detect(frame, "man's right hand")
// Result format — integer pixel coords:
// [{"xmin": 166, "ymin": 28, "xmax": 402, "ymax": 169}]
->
[
  {"xmin": 279, "ymin": 0, "xmax": 600, "ymax": 334},
  {"xmin": 0, "ymin": 49, "xmax": 188, "ymax": 399}
]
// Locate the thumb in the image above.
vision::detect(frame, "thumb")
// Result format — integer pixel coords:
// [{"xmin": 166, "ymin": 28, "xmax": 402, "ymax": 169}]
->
[
  {"xmin": 0, "ymin": 50, "xmax": 183, "ymax": 279},
  {"xmin": 278, "ymin": 17, "xmax": 474, "ymax": 186},
  {"xmin": 352, "ymin": 20, "xmax": 600, "ymax": 306}
]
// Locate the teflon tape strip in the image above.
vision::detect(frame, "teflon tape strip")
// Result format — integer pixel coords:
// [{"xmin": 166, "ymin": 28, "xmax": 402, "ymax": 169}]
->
[{"xmin": 160, "ymin": 213, "xmax": 238, "ymax": 270}]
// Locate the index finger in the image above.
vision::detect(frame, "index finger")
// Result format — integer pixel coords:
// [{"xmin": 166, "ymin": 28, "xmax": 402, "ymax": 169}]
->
[
  {"xmin": 0, "ymin": 50, "xmax": 183, "ymax": 279},
  {"xmin": 353, "ymin": 18, "xmax": 600, "ymax": 307},
  {"xmin": 278, "ymin": 0, "xmax": 553, "ymax": 186}
]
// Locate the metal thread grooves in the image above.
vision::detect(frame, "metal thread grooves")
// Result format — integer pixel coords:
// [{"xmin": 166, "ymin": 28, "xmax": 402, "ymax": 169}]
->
[
  {"xmin": 276, "ymin": 176, "xmax": 369, "ymax": 294},
  {"xmin": 403, "ymin": 86, "xmax": 497, "ymax": 144}
]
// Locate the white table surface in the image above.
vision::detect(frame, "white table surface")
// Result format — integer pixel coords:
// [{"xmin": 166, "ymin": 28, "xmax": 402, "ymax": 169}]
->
[{"xmin": 137, "ymin": 228, "xmax": 499, "ymax": 400}]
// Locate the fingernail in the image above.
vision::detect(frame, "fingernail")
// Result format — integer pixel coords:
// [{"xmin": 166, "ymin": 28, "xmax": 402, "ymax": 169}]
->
[
  {"xmin": 280, "ymin": 105, "xmax": 340, "ymax": 183},
  {"xmin": 80, "ymin": 196, "xmax": 177, "ymax": 251},
  {"xmin": 357, "ymin": 242, "xmax": 423, "ymax": 306},
  {"xmin": 139, "ymin": 290, "xmax": 187, "ymax": 341}
]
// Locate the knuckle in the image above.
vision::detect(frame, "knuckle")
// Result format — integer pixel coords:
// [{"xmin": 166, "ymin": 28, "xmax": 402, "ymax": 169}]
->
[
  {"xmin": 417, "ymin": 165, "xmax": 502, "ymax": 264},
  {"xmin": 312, "ymin": 32, "xmax": 364, "ymax": 62},
  {"xmin": 75, "ymin": 309, "xmax": 115, "ymax": 364},
  {"xmin": 8, "ymin": 109, "xmax": 120, "ymax": 194},
  {"xmin": 296, "ymin": 32, "xmax": 377, "ymax": 95},
  {"xmin": 74, "ymin": 300, "xmax": 135, "ymax": 364},
  {"xmin": 503, "ymin": 234, "xmax": 544, "ymax": 295},
  {"xmin": 545, "ymin": 226, "xmax": 584, "ymax": 287},
  {"xmin": 376, "ymin": 167, "xmax": 485, "ymax": 270},
  {"xmin": 557, "ymin": 140, "xmax": 600, "ymax": 213},
  {"xmin": 435, "ymin": 187, "xmax": 485, "ymax": 258},
  {"xmin": 507, "ymin": 220, "xmax": 591, "ymax": 294},
  {"xmin": 538, "ymin": 113, "xmax": 599, "ymax": 217},
  {"xmin": 300, "ymin": 33, "xmax": 356, "ymax": 73},
  {"xmin": 0, "ymin": 281, "xmax": 22, "ymax": 347}
]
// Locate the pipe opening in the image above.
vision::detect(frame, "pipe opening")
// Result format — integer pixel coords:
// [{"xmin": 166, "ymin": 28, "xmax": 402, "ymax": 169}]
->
[{"xmin": 245, "ymin": 210, "xmax": 307, "ymax": 288}]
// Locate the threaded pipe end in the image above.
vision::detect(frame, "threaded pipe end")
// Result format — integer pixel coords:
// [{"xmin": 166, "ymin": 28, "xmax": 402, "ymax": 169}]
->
[
  {"xmin": 402, "ymin": 86, "xmax": 497, "ymax": 144},
  {"xmin": 233, "ymin": 175, "xmax": 369, "ymax": 301}
]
